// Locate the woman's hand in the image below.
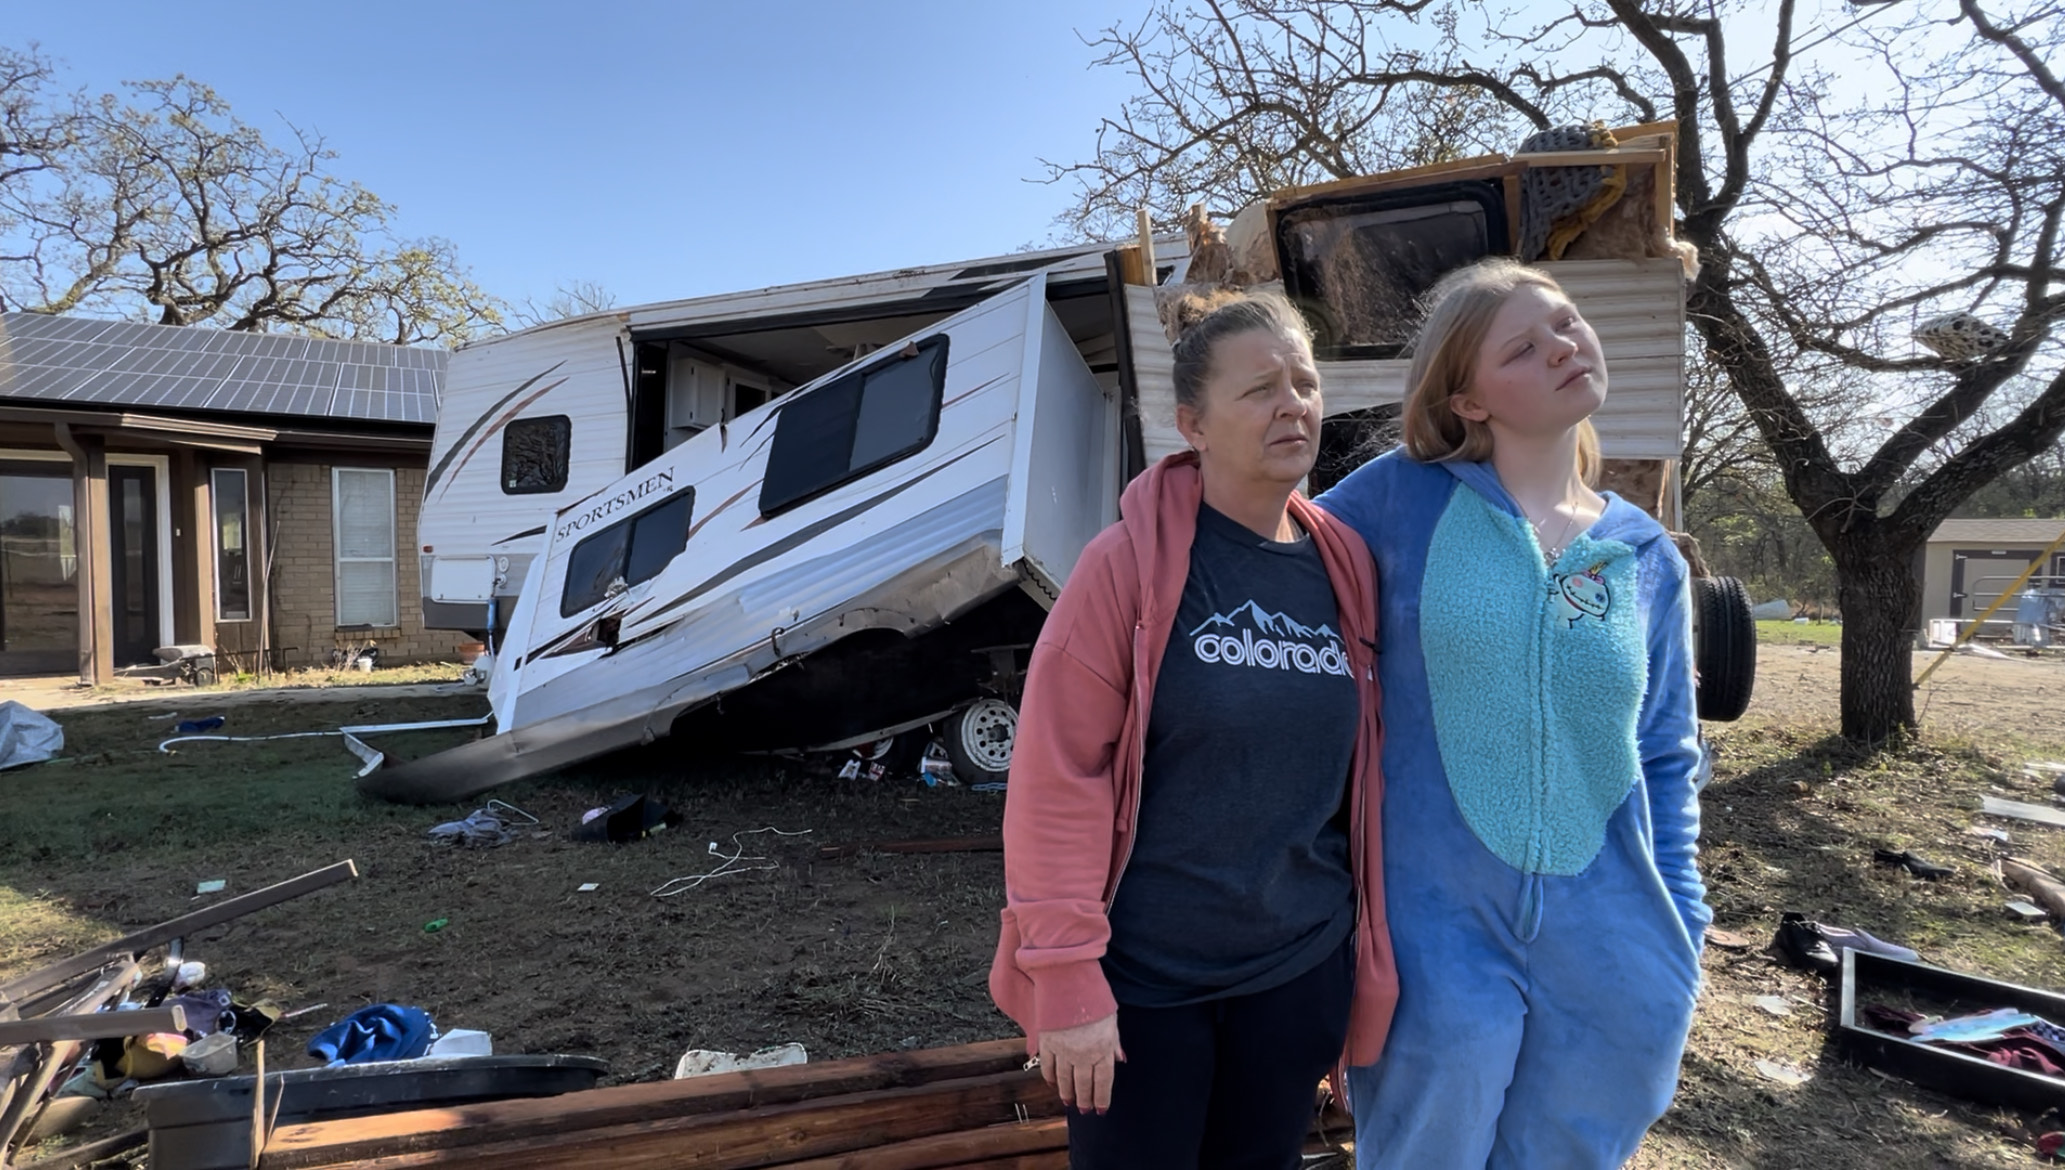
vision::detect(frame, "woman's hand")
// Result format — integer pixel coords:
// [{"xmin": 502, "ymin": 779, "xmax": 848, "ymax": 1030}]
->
[{"xmin": 1038, "ymin": 1013, "xmax": 1125, "ymax": 1113}]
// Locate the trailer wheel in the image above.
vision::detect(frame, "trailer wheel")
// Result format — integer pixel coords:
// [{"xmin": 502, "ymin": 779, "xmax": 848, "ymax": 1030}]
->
[
  {"xmin": 1695, "ymin": 575, "xmax": 1757, "ymax": 722},
  {"xmin": 945, "ymin": 698, "xmax": 1017, "ymax": 786}
]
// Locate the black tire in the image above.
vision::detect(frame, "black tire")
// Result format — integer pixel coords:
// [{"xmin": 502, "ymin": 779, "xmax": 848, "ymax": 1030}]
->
[
  {"xmin": 944, "ymin": 698, "xmax": 1017, "ymax": 786},
  {"xmin": 1694, "ymin": 575, "xmax": 1757, "ymax": 722}
]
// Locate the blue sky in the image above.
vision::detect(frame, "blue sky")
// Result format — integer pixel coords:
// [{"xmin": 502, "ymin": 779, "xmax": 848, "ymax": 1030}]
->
[{"xmin": 10, "ymin": 1, "xmax": 1150, "ymax": 310}]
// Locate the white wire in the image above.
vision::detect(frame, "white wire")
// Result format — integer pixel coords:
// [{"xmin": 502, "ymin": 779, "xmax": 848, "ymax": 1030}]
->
[{"xmin": 650, "ymin": 827, "xmax": 813, "ymax": 897}]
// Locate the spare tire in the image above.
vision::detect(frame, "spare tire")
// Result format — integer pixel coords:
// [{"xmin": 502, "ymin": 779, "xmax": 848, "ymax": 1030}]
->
[{"xmin": 1694, "ymin": 575, "xmax": 1757, "ymax": 722}]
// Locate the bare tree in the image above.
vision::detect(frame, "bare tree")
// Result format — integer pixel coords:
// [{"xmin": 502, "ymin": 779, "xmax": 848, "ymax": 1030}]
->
[
  {"xmin": 1057, "ymin": 0, "xmax": 2065, "ymax": 742},
  {"xmin": 508, "ymin": 278, "xmax": 619, "ymax": 330},
  {"xmin": 0, "ymin": 61, "xmax": 502, "ymax": 345}
]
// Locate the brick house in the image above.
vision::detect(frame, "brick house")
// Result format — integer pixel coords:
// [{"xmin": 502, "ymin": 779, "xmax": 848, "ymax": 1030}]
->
[{"xmin": 0, "ymin": 311, "xmax": 453, "ymax": 682}]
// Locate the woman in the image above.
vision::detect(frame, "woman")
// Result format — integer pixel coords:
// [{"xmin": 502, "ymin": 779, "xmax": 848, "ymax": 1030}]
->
[
  {"xmin": 1317, "ymin": 259, "xmax": 1708, "ymax": 1169},
  {"xmin": 988, "ymin": 293, "xmax": 1397, "ymax": 1169}
]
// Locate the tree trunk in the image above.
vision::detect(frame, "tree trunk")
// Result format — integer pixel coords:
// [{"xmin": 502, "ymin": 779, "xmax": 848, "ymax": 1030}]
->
[{"xmin": 1832, "ymin": 531, "xmax": 1924, "ymax": 742}]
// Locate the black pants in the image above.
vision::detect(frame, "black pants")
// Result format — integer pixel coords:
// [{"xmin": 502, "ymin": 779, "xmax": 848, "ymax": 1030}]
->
[{"xmin": 1067, "ymin": 936, "xmax": 1353, "ymax": 1170}]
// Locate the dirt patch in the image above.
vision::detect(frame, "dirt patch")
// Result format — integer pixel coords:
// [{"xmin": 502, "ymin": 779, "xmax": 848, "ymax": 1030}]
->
[
  {"xmin": 1748, "ymin": 642, "xmax": 2065, "ymax": 743},
  {"xmin": 7, "ymin": 648, "xmax": 2065, "ymax": 1166}
]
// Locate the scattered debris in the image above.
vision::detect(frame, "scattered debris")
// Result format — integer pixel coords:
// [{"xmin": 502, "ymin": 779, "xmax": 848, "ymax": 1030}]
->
[
  {"xmin": 1703, "ymin": 926, "xmax": 1753, "ymax": 950},
  {"xmin": 1753, "ymin": 1059, "xmax": 1812, "ymax": 1086},
  {"xmin": 0, "ymin": 700, "xmax": 64, "ymax": 771},
  {"xmin": 574, "ymin": 794, "xmax": 679, "ymax": 844},
  {"xmin": 427, "ymin": 800, "xmax": 538, "ymax": 848},
  {"xmin": 2001, "ymin": 859, "xmax": 2065, "ymax": 924},
  {"xmin": 174, "ymin": 715, "xmax": 227, "ymax": 735},
  {"xmin": 575, "ymin": 883, "xmax": 599, "ymax": 893},
  {"xmin": 195, "ymin": 879, "xmax": 227, "ymax": 895},
  {"xmin": 1875, "ymin": 848, "xmax": 1954, "ymax": 879},
  {"xmin": 673, "ymin": 1042, "xmax": 808, "ymax": 1079},
  {"xmin": 2008, "ymin": 900, "xmax": 2051, "ymax": 923},
  {"xmin": 422, "ymin": 918, "xmax": 449, "ymax": 934},
  {"xmin": 650, "ymin": 828, "xmax": 813, "ymax": 897},
  {"xmin": 1753, "ymin": 995, "xmax": 1793, "ymax": 1018},
  {"xmin": 1969, "ymin": 826, "xmax": 2012, "ymax": 846},
  {"xmin": 1984, "ymin": 796, "xmax": 2065, "ymax": 828}
]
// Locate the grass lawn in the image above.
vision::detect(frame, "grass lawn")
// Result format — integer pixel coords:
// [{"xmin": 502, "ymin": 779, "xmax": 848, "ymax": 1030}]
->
[
  {"xmin": 7, "ymin": 667, "xmax": 2065, "ymax": 1167},
  {"xmin": 1755, "ymin": 618, "xmax": 1844, "ymax": 646}
]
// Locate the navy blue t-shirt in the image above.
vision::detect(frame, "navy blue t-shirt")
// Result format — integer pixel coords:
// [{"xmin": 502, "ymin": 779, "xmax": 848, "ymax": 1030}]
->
[{"xmin": 1103, "ymin": 503, "xmax": 1359, "ymax": 1006}]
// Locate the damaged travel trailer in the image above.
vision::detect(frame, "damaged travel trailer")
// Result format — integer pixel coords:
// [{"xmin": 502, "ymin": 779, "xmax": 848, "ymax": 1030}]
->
[{"xmin": 370, "ymin": 120, "xmax": 1749, "ymax": 803}]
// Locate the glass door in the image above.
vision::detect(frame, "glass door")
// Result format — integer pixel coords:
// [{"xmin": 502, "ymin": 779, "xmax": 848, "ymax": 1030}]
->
[
  {"xmin": 0, "ymin": 460, "xmax": 79, "ymax": 675},
  {"xmin": 109, "ymin": 464, "xmax": 161, "ymax": 668}
]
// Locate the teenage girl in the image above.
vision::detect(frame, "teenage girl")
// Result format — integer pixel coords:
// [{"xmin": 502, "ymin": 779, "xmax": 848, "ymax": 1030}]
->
[{"xmin": 1317, "ymin": 259, "xmax": 1708, "ymax": 1169}]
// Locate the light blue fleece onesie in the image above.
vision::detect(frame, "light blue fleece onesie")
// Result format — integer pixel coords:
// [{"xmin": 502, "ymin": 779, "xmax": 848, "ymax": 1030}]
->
[{"xmin": 1316, "ymin": 451, "xmax": 1708, "ymax": 1170}]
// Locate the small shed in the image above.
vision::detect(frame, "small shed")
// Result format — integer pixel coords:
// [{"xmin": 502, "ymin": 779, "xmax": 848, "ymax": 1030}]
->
[{"xmin": 1922, "ymin": 518, "xmax": 2065, "ymax": 638}]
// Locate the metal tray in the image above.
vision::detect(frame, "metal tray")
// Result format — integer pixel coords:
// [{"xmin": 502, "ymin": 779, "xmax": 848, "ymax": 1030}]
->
[{"xmin": 1838, "ymin": 948, "xmax": 2065, "ymax": 1112}]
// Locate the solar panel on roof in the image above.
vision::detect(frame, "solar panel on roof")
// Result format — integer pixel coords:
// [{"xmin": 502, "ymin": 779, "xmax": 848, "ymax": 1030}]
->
[{"xmin": 0, "ymin": 311, "xmax": 444, "ymax": 423}]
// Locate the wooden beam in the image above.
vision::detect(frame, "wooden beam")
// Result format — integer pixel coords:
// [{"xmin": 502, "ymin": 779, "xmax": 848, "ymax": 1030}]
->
[
  {"xmin": 267, "ymin": 1070, "xmax": 1058, "ymax": 1170},
  {"xmin": 0, "ymin": 861, "xmax": 358, "ymax": 1002},
  {"xmin": 263, "ymin": 1041, "xmax": 1033, "ymax": 1167},
  {"xmin": 927, "ymin": 1155, "xmax": 1067, "ymax": 1170},
  {"xmin": 773, "ymin": 1118, "xmax": 1066, "ymax": 1170},
  {"xmin": 0, "ymin": 1005, "xmax": 184, "ymax": 1047}
]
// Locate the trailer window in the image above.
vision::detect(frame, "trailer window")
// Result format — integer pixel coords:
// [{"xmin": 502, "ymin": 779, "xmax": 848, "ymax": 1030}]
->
[
  {"xmin": 559, "ymin": 489, "xmax": 697, "ymax": 617},
  {"xmin": 758, "ymin": 335, "xmax": 949, "ymax": 516},
  {"xmin": 503, "ymin": 415, "xmax": 572, "ymax": 494}
]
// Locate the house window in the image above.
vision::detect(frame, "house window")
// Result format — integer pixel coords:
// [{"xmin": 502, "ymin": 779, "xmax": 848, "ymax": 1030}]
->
[
  {"xmin": 560, "ymin": 488, "xmax": 696, "ymax": 618},
  {"xmin": 211, "ymin": 468, "xmax": 251, "ymax": 622},
  {"xmin": 333, "ymin": 468, "xmax": 398, "ymax": 627},
  {"xmin": 758, "ymin": 335, "xmax": 948, "ymax": 516},
  {"xmin": 502, "ymin": 415, "xmax": 572, "ymax": 495}
]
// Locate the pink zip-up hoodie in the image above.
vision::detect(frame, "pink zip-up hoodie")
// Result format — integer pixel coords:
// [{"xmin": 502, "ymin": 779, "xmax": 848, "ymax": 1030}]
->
[{"xmin": 988, "ymin": 451, "xmax": 1398, "ymax": 1068}]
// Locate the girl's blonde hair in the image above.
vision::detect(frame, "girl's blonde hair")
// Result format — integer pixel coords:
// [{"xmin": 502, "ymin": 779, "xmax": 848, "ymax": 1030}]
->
[{"xmin": 1400, "ymin": 259, "xmax": 1601, "ymax": 484}]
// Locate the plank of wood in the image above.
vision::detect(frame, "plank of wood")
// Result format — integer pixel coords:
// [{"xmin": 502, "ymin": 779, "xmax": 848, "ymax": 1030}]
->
[
  {"xmin": 263, "ymin": 1041, "xmax": 1033, "ymax": 1167},
  {"xmin": 817, "ymin": 837, "xmax": 1002, "ymax": 861},
  {"xmin": 0, "ymin": 861, "xmax": 359, "ymax": 1001},
  {"xmin": 2003, "ymin": 858, "xmax": 2065, "ymax": 920},
  {"xmin": 1983, "ymin": 797, "xmax": 2065, "ymax": 828},
  {"xmin": 15, "ymin": 1125, "xmax": 146, "ymax": 1169},
  {"xmin": 0, "ymin": 1005, "xmax": 183, "ymax": 1047},
  {"xmin": 269, "ymin": 1070, "xmax": 1058, "ymax": 1170},
  {"xmin": 929, "ymin": 1155, "xmax": 1069, "ymax": 1170},
  {"xmin": 772, "ymin": 1118, "xmax": 1065, "ymax": 1169}
]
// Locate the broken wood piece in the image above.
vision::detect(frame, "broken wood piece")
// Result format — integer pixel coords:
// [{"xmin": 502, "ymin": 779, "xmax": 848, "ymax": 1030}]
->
[
  {"xmin": 0, "ymin": 1004, "xmax": 184, "ymax": 1046},
  {"xmin": 262, "ymin": 1040, "xmax": 1033, "ymax": 1166},
  {"xmin": 266, "ymin": 1069, "xmax": 1056, "ymax": 1170},
  {"xmin": 0, "ymin": 860, "xmax": 358, "ymax": 1002},
  {"xmin": 0, "ymin": 960, "xmax": 140, "ymax": 1164},
  {"xmin": 15, "ymin": 1126, "xmax": 146, "ymax": 1170},
  {"xmin": 774, "ymin": 1117, "xmax": 1067, "ymax": 1169},
  {"xmin": 1981, "ymin": 797, "xmax": 2065, "ymax": 829},
  {"xmin": 2002, "ymin": 859, "xmax": 2065, "ymax": 922},
  {"xmin": 817, "ymin": 836, "xmax": 1003, "ymax": 861}
]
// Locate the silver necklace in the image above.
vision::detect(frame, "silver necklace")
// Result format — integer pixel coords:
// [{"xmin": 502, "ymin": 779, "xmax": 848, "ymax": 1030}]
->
[{"xmin": 1529, "ymin": 505, "xmax": 1579, "ymax": 563}]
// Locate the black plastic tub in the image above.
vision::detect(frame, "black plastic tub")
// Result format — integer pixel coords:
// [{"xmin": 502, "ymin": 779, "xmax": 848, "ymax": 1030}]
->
[
  {"xmin": 136, "ymin": 1053, "xmax": 608, "ymax": 1170},
  {"xmin": 1838, "ymin": 949, "xmax": 2065, "ymax": 1112}
]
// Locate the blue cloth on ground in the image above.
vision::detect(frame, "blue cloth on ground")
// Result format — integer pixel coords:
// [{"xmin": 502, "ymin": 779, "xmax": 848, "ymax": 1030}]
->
[{"xmin": 307, "ymin": 1004, "xmax": 436, "ymax": 1066}]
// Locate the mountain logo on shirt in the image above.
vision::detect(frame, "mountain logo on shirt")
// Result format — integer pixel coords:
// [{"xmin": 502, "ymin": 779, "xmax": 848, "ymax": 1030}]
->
[{"xmin": 1189, "ymin": 600, "xmax": 1350, "ymax": 676}]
